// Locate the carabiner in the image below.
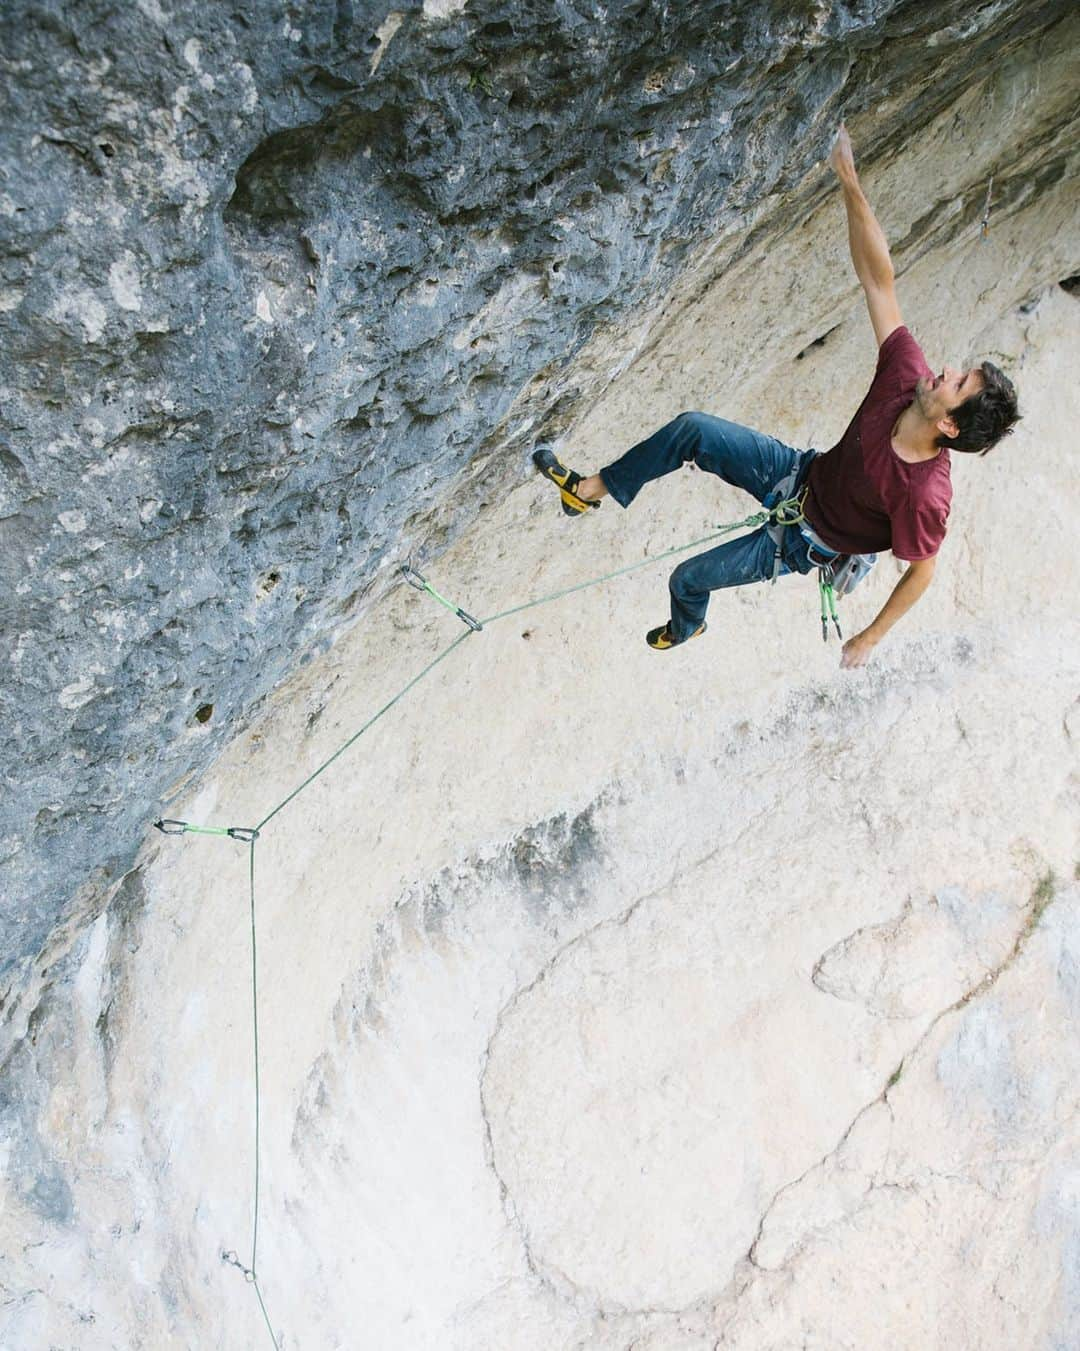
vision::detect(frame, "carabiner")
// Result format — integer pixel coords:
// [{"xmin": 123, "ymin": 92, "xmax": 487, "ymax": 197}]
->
[
  {"xmin": 227, "ymin": 826, "xmax": 261, "ymax": 843},
  {"xmin": 401, "ymin": 562, "xmax": 428, "ymax": 592}
]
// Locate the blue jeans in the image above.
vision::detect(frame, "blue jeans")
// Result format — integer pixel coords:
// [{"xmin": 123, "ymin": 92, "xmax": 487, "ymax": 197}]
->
[{"xmin": 600, "ymin": 412, "xmax": 817, "ymax": 641}]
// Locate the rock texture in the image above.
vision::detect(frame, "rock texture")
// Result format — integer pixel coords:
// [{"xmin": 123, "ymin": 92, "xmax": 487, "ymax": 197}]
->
[
  {"xmin": 2, "ymin": 3, "xmax": 1079, "ymax": 1349},
  {"xmin": 2, "ymin": 0, "xmax": 1076, "ymax": 1014}
]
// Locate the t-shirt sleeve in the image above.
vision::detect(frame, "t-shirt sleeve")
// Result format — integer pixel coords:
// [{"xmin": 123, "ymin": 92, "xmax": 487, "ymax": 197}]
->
[
  {"xmin": 876, "ymin": 326, "xmax": 931, "ymax": 388},
  {"xmin": 890, "ymin": 490, "xmax": 951, "ymax": 561}
]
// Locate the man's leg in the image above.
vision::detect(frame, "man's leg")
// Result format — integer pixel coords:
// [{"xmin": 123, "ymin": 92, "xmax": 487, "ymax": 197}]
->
[
  {"xmin": 664, "ymin": 523, "xmax": 813, "ymax": 643},
  {"xmin": 587, "ymin": 411, "xmax": 801, "ymax": 507}
]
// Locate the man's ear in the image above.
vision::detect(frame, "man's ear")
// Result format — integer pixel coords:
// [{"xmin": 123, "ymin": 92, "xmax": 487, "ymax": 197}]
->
[{"xmin": 937, "ymin": 414, "xmax": 959, "ymax": 440}]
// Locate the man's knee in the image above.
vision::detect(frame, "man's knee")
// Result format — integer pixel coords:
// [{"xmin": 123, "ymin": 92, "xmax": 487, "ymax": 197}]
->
[
  {"xmin": 671, "ymin": 411, "xmax": 710, "ymax": 464},
  {"xmin": 673, "ymin": 411, "xmax": 710, "ymax": 434},
  {"xmin": 669, "ymin": 555, "xmax": 707, "ymax": 597}
]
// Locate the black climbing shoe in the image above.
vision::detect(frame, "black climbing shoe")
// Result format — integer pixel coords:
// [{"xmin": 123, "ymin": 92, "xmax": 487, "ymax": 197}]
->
[
  {"xmin": 646, "ymin": 622, "xmax": 707, "ymax": 651},
  {"xmin": 532, "ymin": 446, "xmax": 600, "ymax": 517}
]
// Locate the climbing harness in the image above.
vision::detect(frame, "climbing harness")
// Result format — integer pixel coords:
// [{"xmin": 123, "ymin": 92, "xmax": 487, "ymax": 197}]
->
[
  {"xmin": 765, "ymin": 490, "xmax": 808, "ymax": 581},
  {"xmin": 763, "ymin": 456, "xmax": 811, "ymax": 582},
  {"xmin": 763, "ymin": 456, "xmax": 876, "ymax": 641},
  {"xmin": 151, "ymin": 499, "xmax": 871, "ymax": 1347}
]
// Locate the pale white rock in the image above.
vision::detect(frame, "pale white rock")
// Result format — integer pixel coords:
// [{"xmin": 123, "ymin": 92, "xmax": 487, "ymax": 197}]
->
[
  {"xmin": 55, "ymin": 289, "xmax": 107, "ymax": 342},
  {"xmin": 719, "ymin": 893, "xmax": 1080, "ymax": 1349},
  {"xmin": 58, "ymin": 676, "xmax": 96, "ymax": 709},
  {"xmin": 423, "ymin": 0, "xmax": 468, "ymax": 18},
  {"xmin": 135, "ymin": 0, "xmax": 166, "ymax": 23},
  {"xmin": 369, "ymin": 12, "xmax": 404, "ymax": 75},
  {"xmin": 107, "ymin": 255, "xmax": 143, "ymax": 312},
  {"xmin": 750, "ymin": 1099, "xmax": 894, "ymax": 1271},
  {"xmin": 811, "ymin": 887, "xmax": 1016, "ymax": 1019},
  {"xmin": 233, "ymin": 61, "xmax": 258, "ymax": 114}
]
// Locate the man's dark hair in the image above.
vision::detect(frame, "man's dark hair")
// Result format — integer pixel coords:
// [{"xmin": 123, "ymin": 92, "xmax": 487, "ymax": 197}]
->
[{"xmin": 937, "ymin": 361, "xmax": 1020, "ymax": 455}]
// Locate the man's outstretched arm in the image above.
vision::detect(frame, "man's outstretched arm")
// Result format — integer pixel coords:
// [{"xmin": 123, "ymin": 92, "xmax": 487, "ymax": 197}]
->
[
  {"xmin": 840, "ymin": 557, "xmax": 936, "ymax": 668},
  {"xmin": 831, "ymin": 125, "xmax": 903, "ymax": 347}
]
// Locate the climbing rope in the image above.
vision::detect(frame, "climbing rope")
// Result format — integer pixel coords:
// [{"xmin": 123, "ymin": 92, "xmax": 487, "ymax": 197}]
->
[
  {"xmin": 215, "ymin": 842, "xmax": 277, "ymax": 1347},
  {"xmin": 151, "ymin": 498, "xmax": 800, "ymax": 1347},
  {"xmin": 155, "ymin": 507, "xmax": 780, "ymax": 841}
]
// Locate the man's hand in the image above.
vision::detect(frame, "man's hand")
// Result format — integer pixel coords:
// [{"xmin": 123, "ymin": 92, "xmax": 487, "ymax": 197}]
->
[
  {"xmin": 830, "ymin": 123, "xmax": 857, "ymax": 185},
  {"xmin": 839, "ymin": 558, "xmax": 937, "ymax": 669},
  {"xmin": 840, "ymin": 627, "xmax": 879, "ymax": 669}
]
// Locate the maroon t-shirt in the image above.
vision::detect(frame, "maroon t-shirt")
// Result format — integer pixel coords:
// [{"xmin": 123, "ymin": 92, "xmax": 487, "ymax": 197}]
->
[{"xmin": 803, "ymin": 326, "xmax": 952, "ymax": 561}]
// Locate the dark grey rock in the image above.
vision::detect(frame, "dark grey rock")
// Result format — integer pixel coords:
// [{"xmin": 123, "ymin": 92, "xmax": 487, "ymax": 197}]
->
[{"xmin": 0, "ymin": 0, "xmax": 1075, "ymax": 1012}]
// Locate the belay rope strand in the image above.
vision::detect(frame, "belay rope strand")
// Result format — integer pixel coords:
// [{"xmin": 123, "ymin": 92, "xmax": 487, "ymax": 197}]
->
[
  {"xmin": 152, "ymin": 496, "xmax": 813, "ymax": 1348},
  {"xmin": 216, "ymin": 842, "xmax": 277, "ymax": 1346}
]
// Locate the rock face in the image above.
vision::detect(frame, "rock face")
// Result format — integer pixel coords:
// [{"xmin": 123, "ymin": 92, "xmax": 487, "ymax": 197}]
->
[
  {"xmin": 2, "ymin": 2, "xmax": 1080, "ymax": 1348},
  {"xmin": 2, "ymin": 0, "xmax": 1076, "ymax": 1006}
]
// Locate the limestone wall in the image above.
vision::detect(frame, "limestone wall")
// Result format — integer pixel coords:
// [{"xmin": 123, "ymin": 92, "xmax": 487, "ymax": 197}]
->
[
  {"xmin": 2, "ymin": 5, "xmax": 1079, "ymax": 1349},
  {"xmin": 2, "ymin": 0, "xmax": 1075, "ymax": 1011}
]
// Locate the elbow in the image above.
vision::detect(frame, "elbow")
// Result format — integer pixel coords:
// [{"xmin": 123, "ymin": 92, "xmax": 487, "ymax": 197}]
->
[{"xmin": 906, "ymin": 557, "xmax": 936, "ymax": 586}]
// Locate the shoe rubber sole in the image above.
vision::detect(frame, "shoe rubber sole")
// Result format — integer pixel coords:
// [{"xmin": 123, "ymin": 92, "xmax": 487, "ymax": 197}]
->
[{"xmin": 646, "ymin": 621, "xmax": 707, "ymax": 650}]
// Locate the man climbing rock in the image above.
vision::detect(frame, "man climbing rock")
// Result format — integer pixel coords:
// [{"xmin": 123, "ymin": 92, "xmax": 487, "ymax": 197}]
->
[{"xmin": 534, "ymin": 124, "xmax": 1020, "ymax": 667}]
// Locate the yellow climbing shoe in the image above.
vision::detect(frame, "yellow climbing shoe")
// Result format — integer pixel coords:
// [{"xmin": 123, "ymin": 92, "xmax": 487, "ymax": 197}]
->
[
  {"xmin": 532, "ymin": 446, "xmax": 600, "ymax": 517},
  {"xmin": 646, "ymin": 622, "xmax": 707, "ymax": 650}
]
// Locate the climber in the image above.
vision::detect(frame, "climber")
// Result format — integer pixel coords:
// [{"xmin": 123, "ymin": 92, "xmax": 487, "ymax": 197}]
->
[{"xmin": 533, "ymin": 124, "xmax": 1020, "ymax": 667}]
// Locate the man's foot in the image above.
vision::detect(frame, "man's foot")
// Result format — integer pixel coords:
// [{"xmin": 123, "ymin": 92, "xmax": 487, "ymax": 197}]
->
[
  {"xmin": 646, "ymin": 621, "xmax": 707, "ymax": 650},
  {"xmin": 532, "ymin": 446, "xmax": 601, "ymax": 517}
]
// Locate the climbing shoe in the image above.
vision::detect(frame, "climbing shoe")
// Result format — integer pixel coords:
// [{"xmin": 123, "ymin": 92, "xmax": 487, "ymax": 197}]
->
[
  {"xmin": 532, "ymin": 446, "xmax": 600, "ymax": 517},
  {"xmin": 646, "ymin": 622, "xmax": 707, "ymax": 651}
]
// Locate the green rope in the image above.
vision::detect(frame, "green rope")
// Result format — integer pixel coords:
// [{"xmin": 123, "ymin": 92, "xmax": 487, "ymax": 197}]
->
[
  {"xmin": 255, "ymin": 512, "xmax": 769, "ymax": 828},
  {"xmin": 481, "ymin": 515, "xmax": 768, "ymax": 624},
  {"xmin": 255, "ymin": 629, "xmax": 474, "ymax": 832},
  {"xmin": 248, "ymin": 840, "xmax": 262, "ymax": 1278},
  {"xmin": 253, "ymin": 1280, "xmax": 278, "ymax": 1349},
  {"xmin": 162, "ymin": 509, "xmax": 779, "ymax": 838},
  {"xmin": 248, "ymin": 841, "xmax": 280, "ymax": 1349},
  {"xmin": 221, "ymin": 842, "xmax": 279, "ymax": 1349},
  {"xmin": 162, "ymin": 499, "xmax": 799, "ymax": 1350}
]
